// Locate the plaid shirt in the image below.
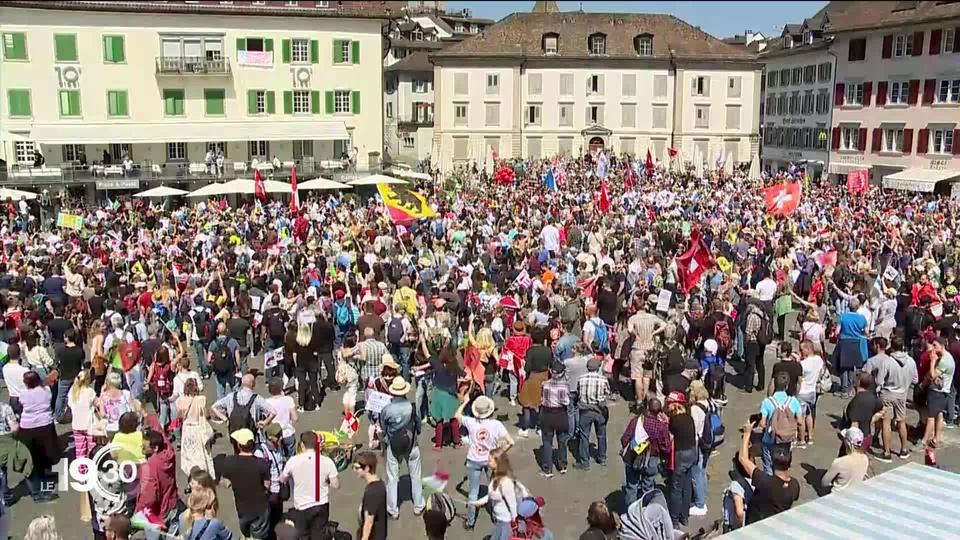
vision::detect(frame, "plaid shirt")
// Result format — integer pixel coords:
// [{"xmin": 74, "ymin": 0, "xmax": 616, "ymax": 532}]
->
[
  {"xmin": 576, "ymin": 371, "xmax": 611, "ymax": 407},
  {"xmin": 541, "ymin": 377, "xmax": 570, "ymax": 408},
  {"xmin": 642, "ymin": 414, "xmax": 673, "ymax": 458},
  {"xmin": 745, "ymin": 305, "xmax": 763, "ymax": 342}
]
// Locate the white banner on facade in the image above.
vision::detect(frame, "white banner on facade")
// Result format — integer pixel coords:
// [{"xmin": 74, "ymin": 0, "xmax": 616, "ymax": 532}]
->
[{"xmin": 237, "ymin": 50, "xmax": 273, "ymax": 67}]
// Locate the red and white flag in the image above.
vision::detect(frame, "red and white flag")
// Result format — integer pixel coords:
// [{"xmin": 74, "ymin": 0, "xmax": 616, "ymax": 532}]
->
[
  {"xmin": 254, "ymin": 169, "xmax": 267, "ymax": 201},
  {"xmin": 598, "ymin": 180, "xmax": 611, "ymax": 214},
  {"xmin": 676, "ymin": 228, "xmax": 715, "ymax": 292},
  {"xmin": 645, "ymin": 149, "xmax": 655, "ymax": 176},
  {"xmin": 763, "ymin": 182, "xmax": 801, "ymax": 216},
  {"xmin": 623, "ymin": 164, "xmax": 634, "ymax": 191},
  {"xmin": 289, "ymin": 165, "xmax": 300, "ymax": 214},
  {"xmin": 668, "ymin": 147, "xmax": 679, "ymax": 159},
  {"xmin": 514, "ymin": 270, "xmax": 532, "ymax": 290}
]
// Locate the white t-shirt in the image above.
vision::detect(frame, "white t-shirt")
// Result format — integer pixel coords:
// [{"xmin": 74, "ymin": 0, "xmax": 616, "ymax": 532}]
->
[
  {"xmin": 69, "ymin": 387, "xmax": 97, "ymax": 431},
  {"xmin": 800, "ymin": 322, "xmax": 824, "ymax": 344},
  {"xmin": 461, "ymin": 416, "xmax": 508, "ymax": 464},
  {"xmin": 756, "ymin": 278, "xmax": 777, "ymax": 302},
  {"xmin": 541, "ymin": 224, "xmax": 561, "ymax": 253},
  {"xmin": 799, "ymin": 355, "xmax": 825, "ymax": 396},
  {"xmin": 281, "ymin": 451, "xmax": 338, "ymax": 508},
  {"xmin": 267, "ymin": 395, "xmax": 297, "ymax": 438},
  {"xmin": 172, "ymin": 371, "xmax": 202, "ymax": 401},
  {"xmin": 1, "ymin": 362, "xmax": 29, "ymax": 398}
]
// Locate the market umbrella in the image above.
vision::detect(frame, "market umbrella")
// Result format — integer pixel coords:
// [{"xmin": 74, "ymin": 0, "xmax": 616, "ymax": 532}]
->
[
  {"xmin": 388, "ymin": 168, "xmax": 431, "ymax": 181},
  {"xmin": 694, "ymin": 147, "xmax": 704, "ymax": 179},
  {"xmin": 217, "ymin": 178, "xmax": 292, "ymax": 194},
  {"xmin": 748, "ymin": 153, "xmax": 761, "ymax": 182},
  {"xmin": 0, "ymin": 187, "xmax": 37, "ymax": 200},
  {"xmin": 297, "ymin": 178, "xmax": 352, "ymax": 190},
  {"xmin": 346, "ymin": 174, "xmax": 407, "ymax": 186},
  {"xmin": 133, "ymin": 186, "xmax": 188, "ymax": 198},
  {"xmin": 187, "ymin": 182, "xmax": 233, "ymax": 198}
]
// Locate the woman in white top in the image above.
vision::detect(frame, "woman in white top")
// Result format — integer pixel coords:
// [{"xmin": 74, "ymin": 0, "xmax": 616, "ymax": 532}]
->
[
  {"xmin": 265, "ymin": 378, "xmax": 298, "ymax": 457},
  {"xmin": 171, "ymin": 356, "xmax": 202, "ymax": 402},
  {"xmin": 68, "ymin": 370, "xmax": 97, "ymax": 460},
  {"xmin": 796, "ymin": 307, "xmax": 826, "ymax": 357},
  {"xmin": 797, "ymin": 340, "xmax": 825, "ymax": 446},
  {"xmin": 469, "ymin": 448, "xmax": 519, "ymax": 540}
]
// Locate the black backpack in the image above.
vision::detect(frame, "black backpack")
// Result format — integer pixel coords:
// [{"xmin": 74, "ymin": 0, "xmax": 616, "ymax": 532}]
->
[
  {"xmin": 211, "ymin": 338, "xmax": 234, "ymax": 375},
  {"xmin": 387, "ymin": 316, "xmax": 406, "ymax": 346},
  {"xmin": 756, "ymin": 310, "xmax": 774, "ymax": 346},
  {"xmin": 228, "ymin": 391, "xmax": 256, "ymax": 434},
  {"xmin": 266, "ymin": 311, "xmax": 285, "ymax": 339},
  {"xmin": 386, "ymin": 403, "xmax": 415, "ymax": 458}
]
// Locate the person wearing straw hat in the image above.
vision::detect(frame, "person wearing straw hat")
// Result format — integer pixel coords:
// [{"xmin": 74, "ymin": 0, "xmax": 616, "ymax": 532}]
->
[{"xmin": 379, "ymin": 376, "xmax": 425, "ymax": 518}]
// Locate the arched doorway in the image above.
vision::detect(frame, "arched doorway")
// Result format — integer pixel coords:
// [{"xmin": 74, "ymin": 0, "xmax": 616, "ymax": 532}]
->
[{"xmin": 588, "ymin": 136, "xmax": 605, "ymax": 153}]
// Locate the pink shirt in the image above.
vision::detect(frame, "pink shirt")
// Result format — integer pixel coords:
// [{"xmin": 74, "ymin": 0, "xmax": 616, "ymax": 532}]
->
[{"xmin": 18, "ymin": 386, "xmax": 53, "ymax": 429}]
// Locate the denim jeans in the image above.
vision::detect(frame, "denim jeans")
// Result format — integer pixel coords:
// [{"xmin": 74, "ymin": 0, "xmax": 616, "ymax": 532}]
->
[
  {"xmin": 946, "ymin": 386, "xmax": 958, "ymax": 423},
  {"xmin": 384, "ymin": 445, "xmax": 425, "ymax": 516},
  {"xmin": 389, "ymin": 344, "xmax": 413, "ymax": 380},
  {"xmin": 193, "ymin": 341, "xmax": 210, "ymax": 377},
  {"xmin": 567, "ymin": 392, "xmax": 579, "ymax": 438},
  {"xmin": 692, "ymin": 449, "xmax": 709, "ymax": 510},
  {"xmin": 484, "ymin": 372, "xmax": 498, "ymax": 398},
  {"xmin": 54, "ymin": 378, "xmax": 73, "ymax": 419},
  {"xmin": 465, "ymin": 459, "xmax": 489, "ymax": 528},
  {"xmin": 761, "ymin": 442, "xmax": 776, "ymax": 475},
  {"xmin": 415, "ymin": 375, "xmax": 431, "ymax": 420},
  {"xmin": 539, "ymin": 426, "xmax": 568, "ymax": 474},
  {"xmin": 507, "ymin": 371, "xmax": 519, "ymax": 401},
  {"xmin": 215, "ymin": 371, "xmax": 236, "ymax": 401},
  {"xmin": 520, "ymin": 407, "xmax": 539, "ymax": 431},
  {"xmin": 157, "ymin": 397, "xmax": 172, "ymax": 429},
  {"xmin": 624, "ymin": 455, "xmax": 660, "ymax": 510},
  {"xmin": 839, "ymin": 368, "xmax": 855, "ymax": 393},
  {"xmin": 126, "ymin": 364, "xmax": 144, "ymax": 402},
  {"xmin": 669, "ymin": 448, "xmax": 698, "ymax": 526},
  {"xmin": 489, "ymin": 521, "xmax": 513, "ymax": 540},
  {"xmin": 578, "ymin": 408, "xmax": 607, "ymax": 465},
  {"xmin": 282, "ymin": 435, "xmax": 297, "ymax": 458}
]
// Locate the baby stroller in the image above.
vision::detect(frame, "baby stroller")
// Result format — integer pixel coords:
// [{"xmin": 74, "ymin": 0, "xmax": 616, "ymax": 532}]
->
[{"xmin": 618, "ymin": 489, "xmax": 682, "ymax": 540}]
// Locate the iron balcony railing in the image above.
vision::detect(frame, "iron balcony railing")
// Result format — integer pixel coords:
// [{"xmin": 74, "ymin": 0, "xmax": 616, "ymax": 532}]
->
[{"xmin": 156, "ymin": 56, "xmax": 231, "ymax": 75}]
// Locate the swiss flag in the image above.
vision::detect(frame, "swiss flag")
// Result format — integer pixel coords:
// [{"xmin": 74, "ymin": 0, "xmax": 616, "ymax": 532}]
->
[
  {"xmin": 668, "ymin": 147, "xmax": 679, "ymax": 159},
  {"xmin": 763, "ymin": 182, "xmax": 801, "ymax": 216},
  {"xmin": 676, "ymin": 228, "xmax": 715, "ymax": 293},
  {"xmin": 289, "ymin": 165, "xmax": 300, "ymax": 214},
  {"xmin": 598, "ymin": 180, "xmax": 611, "ymax": 213},
  {"xmin": 645, "ymin": 149, "xmax": 655, "ymax": 176},
  {"xmin": 254, "ymin": 169, "xmax": 267, "ymax": 201}
]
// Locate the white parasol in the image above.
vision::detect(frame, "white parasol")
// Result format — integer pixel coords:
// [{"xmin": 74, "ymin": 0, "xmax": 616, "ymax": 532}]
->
[
  {"xmin": 748, "ymin": 153, "xmax": 761, "ymax": 182},
  {"xmin": 346, "ymin": 174, "xmax": 407, "ymax": 186},
  {"xmin": 387, "ymin": 169, "xmax": 431, "ymax": 181},
  {"xmin": 0, "ymin": 187, "xmax": 37, "ymax": 200},
  {"xmin": 296, "ymin": 177, "xmax": 352, "ymax": 190},
  {"xmin": 133, "ymin": 186, "xmax": 188, "ymax": 198}
]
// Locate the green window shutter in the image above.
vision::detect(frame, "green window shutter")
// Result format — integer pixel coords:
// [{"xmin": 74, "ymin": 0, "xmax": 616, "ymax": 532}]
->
[
  {"xmin": 104, "ymin": 36, "xmax": 125, "ymax": 62},
  {"xmin": 266, "ymin": 91, "xmax": 276, "ymax": 114},
  {"xmin": 310, "ymin": 39, "xmax": 319, "ymax": 63},
  {"xmin": 351, "ymin": 40, "xmax": 360, "ymax": 64},
  {"xmin": 103, "ymin": 36, "xmax": 113, "ymax": 62},
  {"xmin": 281, "ymin": 39, "xmax": 291, "ymax": 63},
  {"xmin": 164, "ymin": 90, "xmax": 184, "ymax": 116},
  {"xmin": 265, "ymin": 38, "xmax": 274, "ymax": 52},
  {"xmin": 247, "ymin": 89, "xmax": 257, "ymax": 114},
  {"xmin": 60, "ymin": 90, "xmax": 80, "ymax": 116},
  {"xmin": 236, "ymin": 38, "xmax": 246, "ymax": 52},
  {"xmin": 108, "ymin": 90, "xmax": 127, "ymax": 116},
  {"xmin": 3, "ymin": 33, "xmax": 28, "ymax": 60},
  {"xmin": 310, "ymin": 90, "xmax": 320, "ymax": 114},
  {"xmin": 176, "ymin": 92, "xmax": 184, "ymax": 115},
  {"xmin": 204, "ymin": 89, "xmax": 225, "ymax": 115},
  {"xmin": 325, "ymin": 90, "xmax": 334, "ymax": 114},
  {"xmin": 333, "ymin": 40, "xmax": 343, "ymax": 63},
  {"xmin": 352, "ymin": 90, "xmax": 360, "ymax": 114},
  {"xmin": 112, "ymin": 36, "xmax": 125, "ymax": 62},
  {"xmin": 283, "ymin": 90, "xmax": 293, "ymax": 114},
  {"xmin": 117, "ymin": 91, "xmax": 128, "ymax": 116},
  {"xmin": 8, "ymin": 90, "xmax": 30, "ymax": 116},
  {"xmin": 54, "ymin": 34, "xmax": 78, "ymax": 62}
]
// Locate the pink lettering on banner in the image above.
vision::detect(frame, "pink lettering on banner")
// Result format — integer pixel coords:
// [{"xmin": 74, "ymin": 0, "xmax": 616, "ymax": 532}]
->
[
  {"xmin": 238, "ymin": 50, "xmax": 274, "ymax": 67},
  {"xmin": 846, "ymin": 168, "xmax": 869, "ymax": 195}
]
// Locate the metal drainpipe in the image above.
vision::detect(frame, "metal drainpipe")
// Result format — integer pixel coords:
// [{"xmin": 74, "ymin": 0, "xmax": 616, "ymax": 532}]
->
[
  {"xmin": 669, "ymin": 50, "xmax": 678, "ymax": 151},
  {"xmin": 826, "ymin": 47, "xmax": 838, "ymax": 184}
]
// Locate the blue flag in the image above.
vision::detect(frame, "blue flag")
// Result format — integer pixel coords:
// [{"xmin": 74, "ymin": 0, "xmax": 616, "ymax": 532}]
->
[{"xmin": 544, "ymin": 168, "xmax": 557, "ymax": 192}]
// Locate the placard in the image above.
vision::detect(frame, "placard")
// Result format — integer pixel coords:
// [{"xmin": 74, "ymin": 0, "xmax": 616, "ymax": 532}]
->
[
  {"xmin": 364, "ymin": 390, "xmax": 393, "ymax": 415},
  {"xmin": 56, "ymin": 212, "xmax": 84, "ymax": 230},
  {"xmin": 655, "ymin": 289, "xmax": 672, "ymax": 312},
  {"xmin": 263, "ymin": 347, "xmax": 283, "ymax": 370}
]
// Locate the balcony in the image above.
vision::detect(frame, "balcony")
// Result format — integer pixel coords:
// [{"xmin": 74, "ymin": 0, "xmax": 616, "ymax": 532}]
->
[{"xmin": 156, "ymin": 56, "xmax": 231, "ymax": 75}]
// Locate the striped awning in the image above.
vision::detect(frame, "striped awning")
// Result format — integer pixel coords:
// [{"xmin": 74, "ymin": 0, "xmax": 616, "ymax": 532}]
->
[{"xmin": 724, "ymin": 463, "xmax": 960, "ymax": 539}]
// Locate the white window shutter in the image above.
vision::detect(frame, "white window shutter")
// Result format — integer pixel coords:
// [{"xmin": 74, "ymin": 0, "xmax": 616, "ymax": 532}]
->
[
  {"xmin": 599, "ymin": 75, "xmax": 605, "ymax": 95},
  {"xmin": 704, "ymin": 76, "xmax": 711, "ymax": 97},
  {"xmin": 691, "ymin": 77, "xmax": 697, "ymax": 96}
]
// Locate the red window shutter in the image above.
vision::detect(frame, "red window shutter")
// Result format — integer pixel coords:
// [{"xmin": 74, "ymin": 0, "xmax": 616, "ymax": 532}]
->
[
  {"xmin": 831, "ymin": 127, "xmax": 841, "ymax": 150},
  {"xmin": 908, "ymin": 79, "xmax": 920, "ymax": 104},
  {"xmin": 922, "ymin": 79, "xmax": 936, "ymax": 104},
  {"xmin": 876, "ymin": 81, "xmax": 888, "ymax": 106},
  {"xmin": 882, "ymin": 35, "xmax": 893, "ymax": 58},
  {"xmin": 863, "ymin": 81, "xmax": 873, "ymax": 106},
  {"xmin": 954, "ymin": 130, "xmax": 960, "ymax": 155},
  {"xmin": 912, "ymin": 31, "xmax": 924, "ymax": 56},
  {"xmin": 930, "ymin": 29, "xmax": 942, "ymax": 55},
  {"xmin": 858, "ymin": 128, "xmax": 867, "ymax": 151},
  {"xmin": 835, "ymin": 83, "xmax": 845, "ymax": 106},
  {"xmin": 903, "ymin": 129, "xmax": 913, "ymax": 154},
  {"xmin": 917, "ymin": 129, "xmax": 929, "ymax": 154},
  {"xmin": 871, "ymin": 128, "xmax": 883, "ymax": 152}
]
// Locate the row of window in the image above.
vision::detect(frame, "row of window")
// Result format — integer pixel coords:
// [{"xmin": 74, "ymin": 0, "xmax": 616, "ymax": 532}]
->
[
  {"xmin": 848, "ymin": 27, "xmax": 957, "ymax": 61},
  {"xmin": 453, "ymin": 72, "xmax": 742, "ymax": 100},
  {"xmin": 539, "ymin": 32, "xmax": 654, "ymax": 57},
  {"xmin": 1, "ymin": 31, "xmax": 360, "ymax": 65},
  {"xmin": 765, "ymin": 90, "xmax": 831, "ymax": 116},
  {"xmin": 766, "ymin": 62, "xmax": 832, "ymax": 88},
  {"xmin": 12, "ymin": 139, "xmax": 321, "ymax": 166},
  {"xmin": 840, "ymin": 78, "xmax": 960, "ymax": 106},
  {"xmin": 835, "ymin": 126, "xmax": 955, "ymax": 155},
  {"xmin": 6, "ymin": 88, "xmax": 360, "ymax": 118},
  {"xmin": 451, "ymin": 102, "xmax": 740, "ymax": 130},
  {"xmin": 764, "ymin": 127, "xmax": 830, "ymax": 150},
  {"xmin": 385, "ymin": 102, "xmax": 433, "ymax": 123}
]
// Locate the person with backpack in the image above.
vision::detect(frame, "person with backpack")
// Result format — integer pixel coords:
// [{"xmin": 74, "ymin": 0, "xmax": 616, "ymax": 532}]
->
[
  {"xmin": 574, "ymin": 357, "xmax": 611, "ymax": 470},
  {"xmin": 626, "ymin": 302, "xmax": 667, "ymax": 404},
  {"xmin": 737, "ymin": 417, "xmax": 800, "ymax": 525},
  {"xmin": 758, "ymin": 372, "xmax": 803, "ymax": 474},
  {"xmin": 207, "ymin": 323, "xmax": 241, "ymax": 400},
  {"xmin": 216, "ymin": 428, "xmax": 271, "ymax": 539},
  {"xmin": 619, "ymin": 397, "xmax": 671, "ymax": 510},
  {"xmin": 833, "ymin": 296, "xmax": 868, "ymax": 397},
  {"xmin": 146, "ymin": 346, "xmax": 176, "ymax": 431},
  {"xmin": 688, "ymin": 380, "xmax": 724, "ymax": 517},
  {"xmin": 699, "ymin": 339, "xmax": 726, "ymax": 404},
  {"xmin": 386, "ymin": 304, "xmax": 415, "ymax": 380},
  {"xmin": 261, "ymin": 296, "xmax": 289, "ymax": 354},
  {"xmin": 742, "ymin": 299, "xmax": 773, "ymax": 393},
  {"xmin": 332, "ymin": 288, "xmax": 358, "ymax": 349},
  {"xmin": 378, "ymin": 376, "xmax": 425, "ymax": 518},
  {"xmin": 454, "ymin": 394, "xmax": 515, "ymax": 531},
  {"xmin": 189, "ymin": 301, "xmax": 215, "ymax": 379},
  {"xmin": 467, "ymin": 448, "xmax": 525, "ymax": 540},
  {"xmin": 211, "ymin": 373, "xmax": 276, "ymax": 443}
]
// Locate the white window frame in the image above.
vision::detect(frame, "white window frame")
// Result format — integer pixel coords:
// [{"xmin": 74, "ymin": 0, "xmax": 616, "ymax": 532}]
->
[
  {"xmin": 402, "ymin": 134, "xmax": 415, "ymax": 148},
  {"xmin": 636, "ymin": 36, "xmax": 653, "ymax": 56},
  {"xmin": 254, "ymin": 90, "xmax": 266, "ymax": 114},
  {"xmin": 944, "ymin": 28, "xmax": 955, "ymax": 54},
  {"xmin": 931, "ymin": 128, "xmax": 955, "ymax": 154},
  {"xmin": 249, "ymin": 140, "xmax": 269, "ymax": 160},
  {"xmin": 413, "ymin": 79, "xmax": 428, "ymax": 93},
  {"xmin": 486, "ymin": 73, "xmax": 499, "ymax": 95},
  {"xmin": 544, "ymin": 35, "xmax": 558, "ymax": 54},
  {"xmin": 559, "ymin": 104, "xmax": 573, "ymax": 126},
  {"xmin": 883, "ymin": 128, "xmax": 904, "ymax": 152},
  {"xmin": 844, "ymin": 82, "xmax": 864, "ymax": 105},
  {"xmin": 695, "ymin": 105, "xmax": 709, "ymax": 128},
  {"xmin": 588, "ymin": 105, "xmax": 602, "ymax": 124},
  {"xmin": 936, "ymin": 78, "xmax": 960, "ymax": 104},
  {"xmin": 292, "ymin": 89, "xmax": 310, "ymax": 113},
  {"xmin": 385, "ymin": 101, "xmax": 393, "ymax": 119},
  {"xmin": 841, "ymin": 126, "xmax": 859, "ymax": 151},
  {"xmin": 587, "ymin": 74, "xmax": 601, "ymax": 95},
  {"xmin": 694, "ymin": 76, "xmax": 707, "ymax": 97},
  {"xmin": 61, "ymin": 144, "xmax": 84, "ymax": 162},
  {"xmin": 339, "ymin": 40, "xmax": 351, "ymax": 64},
  {"xmin": 894, "ymin": 34, "xmax": 913, "ymax": 57},
  {"xmin": 526, "ymin": 104, "xmax": 541, "ymax": 126},
  {"xmin": 411, "ymin": 29, "xmax": 424, "ymax": 42},
  {"xmin": 621, "ymin": 103, "xmax": 636, "ymax": 128},
  {"xmin": 453, "ymin": 103, "xmax": 467, "ymax": 126},
  {"xmin": 768, "ymin": 71, "xmax": 778, "ymax": 87},
  {"xmin": 285, "ymin": 1, "xmax": 299, "ymax": 7},
  {"xmin": 291, "ymin": 38, "xmax": 309, "ymax": 63},
  {"xmin": 590, "ymin": 35, "xmax": 606, "ymax": 55},
  {"xmin": 889, "ymin": 81, "xmax": 909, "ymax": 105},
  {"xmin": 14, "ymin": 141, "xmax": 35, "ymax": 165},
  {"xmin": 333, "ymin": 90, "xmax": 351, "ymax": 113},
  {"xmin": 166, "ymin": 142, "xmax": 187, "ymax": 161}
]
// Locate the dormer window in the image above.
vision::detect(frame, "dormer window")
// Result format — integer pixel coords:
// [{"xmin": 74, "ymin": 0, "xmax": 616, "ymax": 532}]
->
[
  {"xmin": 543, "ymin": 33, "xmax": 559, "ymax": 54},
  {"xmin": 634, "ymin": 34, "xmax": 653, "ymax": 56},
  {"xmin": 589, "ymin": 33, "xmax": 607, "ymax": 55},
  {"xmin": 784, "ymin": 35, "xmax": 794, "ymax": 48},
  {"xmin": 804, "ymin": 30, "xmax": 813, "ymax": 44},
  {"xmin": 411, "ymin": 28, "xmax": 423, "ymax": 41}
]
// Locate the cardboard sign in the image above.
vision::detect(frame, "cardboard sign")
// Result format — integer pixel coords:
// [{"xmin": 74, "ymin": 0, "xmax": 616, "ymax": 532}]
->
[
  {"xmin": 263, "ymin": 347, "xmax": 283, "ymax": 370},
  {"xmin": 56, "ymin": 212, "xmax": 84, "ymax": 230},
  {"xmin": 655, "ymin": 289, "xmax": 672, "ymax": 312},
  {"xmin": 364, "ymin": 390, "xmax": 393, "ymax": 415}
]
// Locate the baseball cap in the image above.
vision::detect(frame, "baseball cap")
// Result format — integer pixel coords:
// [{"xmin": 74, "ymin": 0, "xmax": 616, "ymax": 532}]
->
[
  {"xmin": 230, "ymin": 428, "xmax": 255, "ymax": 445},
  {"xmin": 263, "ymin": 423, "xmax": 283, "ymax": 438}
]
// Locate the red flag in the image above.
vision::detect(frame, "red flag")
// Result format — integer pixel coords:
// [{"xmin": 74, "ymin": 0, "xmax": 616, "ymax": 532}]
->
[
  {"xmin": 289, "ymin": 165, "xmax": 299, "ymax": 214},
  {"xmin": 668, "ymin": 147, "xmax": 679, "ymax": 159},
  {"xmin": 598, "ymin": 180, "xmax": 611, "ymax": 213},
  {"xmin": 846, "ymin": 168, "xmax": 868, "ymax": 195},
  {"xmin": 623, "ymin": 164, "xmax": 634, "ymax": 191},
  {"xmin": 763, "ymin": 182, "xmax": 801, "ymax": 216},
  {"xmin": 491, "ymin": 146, "xmax": 499, "ymax": 162},
  {"xmin": 645, "ymin": 149, "xmax": 655, "ymax": 176},
  {"xmin": 676, "ymin": 228, "xmax": 715, "ymax": 292},
  {"xmin": 254, "ymin": 169, "xmax": 267, "ymax": 201}
]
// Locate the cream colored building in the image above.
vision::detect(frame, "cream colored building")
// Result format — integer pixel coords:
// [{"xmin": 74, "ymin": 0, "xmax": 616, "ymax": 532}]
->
[
  {"xmin": 0, "ymin": 0, "xmax": 391, "ymax": 192},
  {"xmin": 430, "ymin": 11, "xmax": 762, "ymax": 168}
]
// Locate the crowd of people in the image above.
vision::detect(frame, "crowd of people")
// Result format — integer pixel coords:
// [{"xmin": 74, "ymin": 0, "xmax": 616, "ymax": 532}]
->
[{"xmin": 1, "ymin": 149, "xmax": 958, "ymax": 540}]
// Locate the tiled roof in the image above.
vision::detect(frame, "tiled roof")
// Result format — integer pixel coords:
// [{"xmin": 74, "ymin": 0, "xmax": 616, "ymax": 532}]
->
[
  {"xmin": 389, "ymin": 39, "xmax": 444, "ymax": 50},
  {"xmin": 433, "ymin": 11, "xmax": 756, "ymax": 60},
  {"xmin": 824, "ymin": 1, "xmax": 960, "ymax": 32},
  {"xmin": 0, "ymin": 0, "xmax": 400, "ymax": 19},
  {"xmin": 385, "ymin": 50, "xmax": 433, "ymax": 72}
]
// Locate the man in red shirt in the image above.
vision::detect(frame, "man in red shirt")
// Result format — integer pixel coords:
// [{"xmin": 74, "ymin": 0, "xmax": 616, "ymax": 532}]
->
[
  {"xmin": 136, "ymin": 415, "xmax": 180, "ymax": 538},
  {"xmin": 620, "ymin": 397, "xmax": 671, "ymax": 509},
  {"xmin": 136, "ymin": 281, "xmax": 153, "ymax": 313}
]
